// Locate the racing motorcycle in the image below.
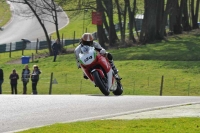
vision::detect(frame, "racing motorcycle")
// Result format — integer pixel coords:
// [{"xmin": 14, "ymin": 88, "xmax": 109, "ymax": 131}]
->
[{"xmin": 78, "ymin": 45, "xmax": 123, "ymax": 96}]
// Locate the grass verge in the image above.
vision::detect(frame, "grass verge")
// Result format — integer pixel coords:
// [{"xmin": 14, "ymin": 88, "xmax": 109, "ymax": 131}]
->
[{"xmin": 18, "ymin": 118, "xmax": 200, "ymax": 133}]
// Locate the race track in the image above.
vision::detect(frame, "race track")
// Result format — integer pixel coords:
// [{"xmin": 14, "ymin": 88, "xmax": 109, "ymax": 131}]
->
[{"xmin": 0, "ymin": 95, "xmax": 200, "ymax": 133}]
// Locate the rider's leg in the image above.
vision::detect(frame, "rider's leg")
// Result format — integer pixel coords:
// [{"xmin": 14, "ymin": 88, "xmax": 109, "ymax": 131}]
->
[{"xmin": 107, "ymin": 53, "xmax": 118, "ymax": 74}]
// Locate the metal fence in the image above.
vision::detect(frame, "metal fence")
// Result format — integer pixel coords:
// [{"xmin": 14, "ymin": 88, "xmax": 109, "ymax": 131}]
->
[{"xmin": 0, "ymin": 39, "xmax": 80, "ymax": 53}]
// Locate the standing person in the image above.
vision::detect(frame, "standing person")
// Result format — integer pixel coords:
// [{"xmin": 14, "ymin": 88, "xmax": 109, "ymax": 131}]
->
[
  {"xmin": 0, "ymin": 67, "xmax": 4, "ymax": 94},
  {"xmin": 51, "ymin": 39, "xmax": 60, "ymax": 62},
  {"xmin": 21, "ymin": 64, "xmax": 30, "ymax": 94},
  {"xmin": 31, "ymin": 65, "xmax": 41, "ymax": 94},
  {"xmin": 9, "ymin": 69, "xmax": 19, "ymax": 94}
]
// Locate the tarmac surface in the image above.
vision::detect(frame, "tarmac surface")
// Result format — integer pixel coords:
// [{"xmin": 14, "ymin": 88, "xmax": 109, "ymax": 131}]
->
[{"xmin": 108, "ymin": 103, "xmax": 200, "ymax": 120}]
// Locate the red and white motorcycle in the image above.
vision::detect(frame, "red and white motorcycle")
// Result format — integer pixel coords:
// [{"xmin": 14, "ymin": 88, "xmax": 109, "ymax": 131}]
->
[{"xmin": 78, "ymin": 45, "xmax": 123, "ymax": 96}]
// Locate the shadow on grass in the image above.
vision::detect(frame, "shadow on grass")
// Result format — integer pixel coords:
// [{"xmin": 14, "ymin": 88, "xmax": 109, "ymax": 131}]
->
[{"xmin": 112, "ymin": 38, "xmax": 200, "ymax": 62}]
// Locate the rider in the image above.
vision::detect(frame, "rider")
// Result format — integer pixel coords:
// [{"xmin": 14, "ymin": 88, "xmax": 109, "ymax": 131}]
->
[{"xmin": 74, "ymin": 33, "xmax": 120, "ymax": 79}]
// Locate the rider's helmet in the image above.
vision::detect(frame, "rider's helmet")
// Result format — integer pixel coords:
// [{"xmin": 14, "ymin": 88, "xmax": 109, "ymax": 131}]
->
[{"xmin": 81, "ymin": 33, "xmax": 93, "ymax": 46}]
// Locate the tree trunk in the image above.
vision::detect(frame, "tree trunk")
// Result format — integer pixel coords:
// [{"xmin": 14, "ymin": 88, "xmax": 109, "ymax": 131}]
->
[
  {"xmin": 127, "ymin": 0, "xmax": 136, "ymax": 43},
  {"xmin": 115, "ymin": 0, "xmax": 124, "ymax": 43},
  {"xmin": 96, "ymin": 0, "xmax": 107, "ymax": 48},
  {"xmin": 139, "ymin": 0, "xmax": 157, "ymax": 43},
  {"xmin": 155, "ymin": 0, "xmax": 164, "ymax": 39},
  {"xmin": 182, "ymin": 0, "xmax": 192, "ymax": 31},
  {"xmin": 103, "ymin": 0, "xmax": 118, "ymax": 46},
  {"xmin": 191, "ymin": 0, "xmax": 200, "ymax": 29}
]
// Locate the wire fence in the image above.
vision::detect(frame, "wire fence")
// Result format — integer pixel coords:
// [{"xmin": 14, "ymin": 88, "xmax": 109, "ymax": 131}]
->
[{"xmin": 1, "ymin": 72, "xmax": 200, "ymax": 96}]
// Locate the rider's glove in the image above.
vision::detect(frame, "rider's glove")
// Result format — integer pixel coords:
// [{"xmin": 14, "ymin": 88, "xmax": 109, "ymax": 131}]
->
[{"xmin": 100, "ymin": 49, "xmax": 106, "ymax": 55}]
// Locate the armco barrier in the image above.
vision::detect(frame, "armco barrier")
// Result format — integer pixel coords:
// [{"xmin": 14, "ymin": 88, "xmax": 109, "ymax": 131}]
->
[
  {"xmin": 0, "ymin": 44, "xmax": 6, "ymax": 53},
  {"xmin": 0, "ymin": 39, "xmax": 80, "ymax": 53},
  {"xmin": 39, "ymin": 41, "xmax": 49, "ymax": 49},
  {"xmin": 64, "ymin": 39, "xmax": 80, "ymax": 46},
  {"xmin": 16, "ymin": 41, "xmax": 26, "ymax": 50}
]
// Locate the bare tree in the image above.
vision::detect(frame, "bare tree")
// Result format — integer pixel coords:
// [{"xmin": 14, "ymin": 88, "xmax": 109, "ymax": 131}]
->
[{"xmin": 8, "ymin": 0, "xmax": 65, "ymax": 55}]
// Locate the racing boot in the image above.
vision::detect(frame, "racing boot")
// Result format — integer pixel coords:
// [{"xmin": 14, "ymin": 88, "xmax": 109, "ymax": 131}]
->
[
  {"xmin": 83, "ymin": 73, "xmax": 88, "ymax": 79},
  {"xmin": 109, "ymin": 60, "xmax": 118, "ymax": 74},
  {"xmin": 109, "ymin": 60, "xmax": 122, "ymax": 80}
]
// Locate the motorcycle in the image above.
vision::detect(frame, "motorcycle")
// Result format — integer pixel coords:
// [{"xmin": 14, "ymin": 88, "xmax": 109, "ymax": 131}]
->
[{"xmin": 78, "ymin": 45, "xmax": 123, "ymax": 96}]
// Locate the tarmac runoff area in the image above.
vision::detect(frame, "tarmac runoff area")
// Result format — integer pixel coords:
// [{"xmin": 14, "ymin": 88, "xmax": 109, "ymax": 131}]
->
[{"xmin": 107, "ymin": 103, "xmax": 200, "ymax": 120}]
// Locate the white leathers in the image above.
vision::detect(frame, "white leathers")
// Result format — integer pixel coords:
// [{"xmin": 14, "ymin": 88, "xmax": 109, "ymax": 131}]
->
[{"xmin": 74, "ymin": 41, "xmax": 106, "ymax": 68}]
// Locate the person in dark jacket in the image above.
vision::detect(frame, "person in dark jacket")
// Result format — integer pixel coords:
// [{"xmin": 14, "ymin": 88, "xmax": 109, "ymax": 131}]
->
[
  {"xmin": 0, "ymin": 68, "xmax": 4, "ymax": 94},
  {"xmin": 31, "ymin": 65, "xmax": 41, "ymax": 94},
  {"xmin": 21, "ymin": 64, "xmax": 30, "ymax": 94},
  {"xmin": 51, "ymin": 39, "xmax": 60, "ymax": 62},
  {"xmin": 9, "ymin": 69, "xmax": 19, "ymax": 94}
]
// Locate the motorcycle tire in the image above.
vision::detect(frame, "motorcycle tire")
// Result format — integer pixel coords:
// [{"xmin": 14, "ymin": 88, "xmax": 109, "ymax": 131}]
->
[
  {"xmin": 92, "ymin": 71, "xmax": 110, "ymax": 96},
  {"xmin": 113, "ymin": 80, "xmax": 123, "ymax": 96}
]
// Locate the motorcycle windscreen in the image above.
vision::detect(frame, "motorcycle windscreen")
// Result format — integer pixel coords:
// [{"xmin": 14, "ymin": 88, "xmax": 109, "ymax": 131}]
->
[{"xmin": 79, "ymin": 50, "xmax": 97, "ymax": 65}]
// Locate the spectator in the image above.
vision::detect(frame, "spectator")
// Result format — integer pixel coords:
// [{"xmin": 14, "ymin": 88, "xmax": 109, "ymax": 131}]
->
[
  {"xmin": 9, "ymin": 69, "xmax": 19, "ymax": 94},
  {"xmin": 21, "ymin": 64, "xmax": 30, "ymax": 94},
  {"xmin": 31, "ymin": 65, "xmax": 41, "ymax": 94},
  {"xmin": 0, "ymin": 67, "xmax": 4, "ymax": 94},
  {"xmin": 51, "ymin": 39, "xmax": 60, "ymax": 62}
]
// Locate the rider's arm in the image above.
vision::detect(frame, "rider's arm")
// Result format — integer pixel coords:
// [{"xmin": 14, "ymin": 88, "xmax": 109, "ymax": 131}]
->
[
  {"xmin": 74, "ymin": 45, "xmax": 82, "ymax": 68},
  {"xmin": 93, "ymin": 41, "xmax": 105, "ymax": 52}
]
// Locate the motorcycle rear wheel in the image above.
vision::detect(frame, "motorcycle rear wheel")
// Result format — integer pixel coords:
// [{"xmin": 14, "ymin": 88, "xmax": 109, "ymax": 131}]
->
[{"xmin": 92, "ymin": 71, "xmax": 110, "ymax": 96}]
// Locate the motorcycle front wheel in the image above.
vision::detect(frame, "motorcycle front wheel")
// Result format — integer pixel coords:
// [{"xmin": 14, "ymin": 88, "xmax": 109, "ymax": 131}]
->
[{"xmin": 92, "ymin": 71, "xmax": 110, "ymax": 96}]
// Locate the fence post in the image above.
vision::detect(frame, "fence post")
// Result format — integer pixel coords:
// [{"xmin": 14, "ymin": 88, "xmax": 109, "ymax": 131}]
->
[
  {"xmin": 80, "ymin": 80, "xmax": 82, "ymax": 93},
  {"xmin": 160, "ymin": 75, "xmax": 164, "ymax": 96},
  {"xmin": 36, "ymin": 38, "xmax": 39, "ymax": 54},
  {"xmin": 188, "ymin": 82, "xmax": 190, "ymax": 96},
  {"xmin": 49, "ymin": 72, "xmax": 53, "ymax": 94},
  {"xmin": 62, "ymin": 33, "xmax": 64, "ymax": 47},
  {"xmin": 32, "ymin": 53, "xmax": 34, "ymax": 62},
  {"xmin": 73, "ymin": 31, "xmax": 75, "ymax": 46},
  {"xmin": 9, "ymin": 42, "xmax": 12, "ymax": 58},
  {"xmin": 22, "ymin": 41, "xmax": 25, "ymax": 55},
  {"xmin": 133, "ymin": 81, "xmax": 135, "ymax": 94}
]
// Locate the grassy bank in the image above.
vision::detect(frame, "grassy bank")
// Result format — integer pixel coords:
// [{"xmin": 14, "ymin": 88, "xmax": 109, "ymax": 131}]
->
[
  {"xmin": 0, "ymin": 30, "xmax": 200, "ymax": 96},
  {"xmin": 0, "ymin": 1, "xmax": 11, "ymax": 27}
]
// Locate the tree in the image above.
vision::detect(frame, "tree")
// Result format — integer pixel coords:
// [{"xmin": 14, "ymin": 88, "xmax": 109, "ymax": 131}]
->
[
  {"xmin": 127, "ymin": 0, "xmax": 136, "ymax": 43},
  {"xmin": 182, "ymin": 0, "xmax": 192, "ymax": 31},
  {"xmin": 191, "ymin": 0, "xmax": 200, "ymax": 29},
  {"xmin": 96, "ymin": 0, "xmax": 108, "ymax": 48},
  {"xmin": 8, "ymin": 0, "xmax": 65, "ymax": 55},
  {"xmin": 139, "ymin": 0, "xmax": 158, "ymax": 43},
  {"xmin": 102, "ymin": 0, "xmax": 118, "ymax": 46}
]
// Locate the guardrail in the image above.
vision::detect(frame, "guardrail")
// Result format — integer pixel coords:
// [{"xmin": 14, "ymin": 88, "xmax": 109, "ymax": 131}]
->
[{"xmin": 0, "ymin": 39, "xmax": 80, "ymax": 53}]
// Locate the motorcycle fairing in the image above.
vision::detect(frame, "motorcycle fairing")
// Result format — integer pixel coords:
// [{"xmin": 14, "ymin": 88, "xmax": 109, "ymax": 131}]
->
[
  {"xmin": 79, "ymin": 47, "xmax": 97, "ymax": 65},
  {"xmin": 107, "ymin": 69, "xmax": 117, "ymax": 91}
]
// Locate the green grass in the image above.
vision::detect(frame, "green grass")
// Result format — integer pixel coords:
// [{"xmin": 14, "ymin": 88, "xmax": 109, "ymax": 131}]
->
[
  {"xmin": 0, "ymin": 0, "xmax": 11, "ymax": 27},
  {"xmin": 18, "ymin": 118, "xmax": 200, "ymax": 133},
  {"xmin": 1, "ymin": 32, "xmax": 200, "ymax": 96}
]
